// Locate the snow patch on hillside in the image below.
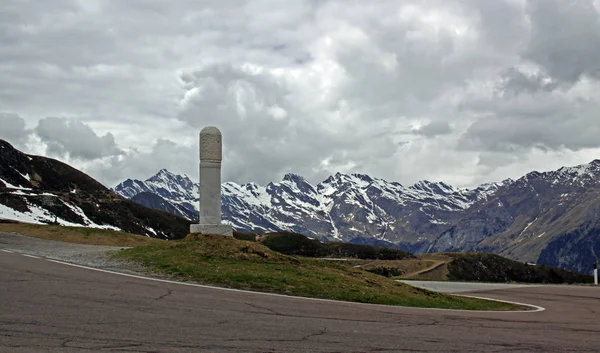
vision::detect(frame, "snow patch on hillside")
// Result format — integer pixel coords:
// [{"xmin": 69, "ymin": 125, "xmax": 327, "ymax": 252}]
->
[{"xmin": 0, "ymin": 197, "xmax": 121, "ymax": 231}]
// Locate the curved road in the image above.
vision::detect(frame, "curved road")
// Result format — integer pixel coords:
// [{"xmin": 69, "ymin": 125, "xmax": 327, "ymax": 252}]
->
[{"xmin": 1, "ymin": 249, "xmax": 600, "ymax": 352}]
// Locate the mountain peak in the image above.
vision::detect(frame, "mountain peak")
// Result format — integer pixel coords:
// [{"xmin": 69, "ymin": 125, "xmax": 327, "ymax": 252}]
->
[
  {"xmin": 155, "ymin": 168, "xmax": 174, "ymax": 177},
  {"xmin": 147, "ymin": 168, "xmax": 195, "ymax": 184},
  {"xmin": 412, "ymin": 180, "xmax": 441, "ymax": 188},
  {"xmin": 282, "ymin": 173, "xmax": 307, "ymax": 184},
  {"xmin": 350, "ymin": 173, "xmax": 374, "ymax": 183}
]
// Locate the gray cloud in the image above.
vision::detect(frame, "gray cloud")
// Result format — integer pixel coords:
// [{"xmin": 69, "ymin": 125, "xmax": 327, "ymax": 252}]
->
[
  {"xmin": 453, "ymin": 0, "xmax": 600, "ymax": 161},
  {"xmin": 2, "ymin": 0, "xmax": 600, "ymax": 189},
  {"xmin": 413, "ymin": 121, "xmax": 453, "ymax": 137},
  {"xmin": 85, "ymin": 138, "xmax": 197, "ymax": 186},
  {"xmin": 498, "ymin": 67, "xmax": 560, "ymax": 95},
  {"xmin": 175, "ymin": 63, "xmax": 401, "ymax": 185},
  {"xmin": 524, "ymin": 0, "xmax": 600, "ymax": 84},
  {"xmin": 0, "ymin": 113, "xmax": 28, "ymax": 143},
  {"xmin": 34, "ymin": 117, "xmax": 123, "ymax": 160},
  {"xmin": 458, "ymin": 90, "xmax": 600, "ymax": 153}
]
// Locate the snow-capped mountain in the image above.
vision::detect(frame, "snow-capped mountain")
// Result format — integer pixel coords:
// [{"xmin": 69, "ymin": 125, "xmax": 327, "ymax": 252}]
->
[
  {"xmin": 114, "ymin": 169, "xmax": 198, "ymax": 220},
  {"xmin": 428, "ymin": 160, "xmax": 600, "ymax": 274},
  {"xmin": 113, "ymin": 169, "xmax": 509, "ymax": 247},
  {"xmin": 113, "ymin": 160, "xmax": 600, "ymax": 274}
]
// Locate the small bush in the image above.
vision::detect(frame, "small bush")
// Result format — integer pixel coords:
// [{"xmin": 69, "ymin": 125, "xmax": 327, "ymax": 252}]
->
[
  {"xmin": 365, "ymin": 266, "xmax": 406, "ymax": 277},
  {"xmin": 260, "ymin": 232, "xmax": 323, "ymax": 257},
  {"xmin": 232, "ymin": 231, "xmax": 259, "ymax": 242}
]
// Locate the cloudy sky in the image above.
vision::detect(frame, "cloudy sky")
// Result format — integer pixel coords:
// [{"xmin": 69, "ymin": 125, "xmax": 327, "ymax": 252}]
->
[{"xmin": 2, "ymin": 0, "xmax": 600, "ymax": 189}]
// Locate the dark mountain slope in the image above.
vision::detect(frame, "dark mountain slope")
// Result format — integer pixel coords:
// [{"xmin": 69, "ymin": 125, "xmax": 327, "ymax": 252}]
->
[{"xmin": 0, "ymin": 140, "xmax": 191, "ymax": 239}]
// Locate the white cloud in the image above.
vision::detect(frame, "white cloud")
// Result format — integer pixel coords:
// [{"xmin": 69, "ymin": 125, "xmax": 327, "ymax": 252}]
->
[
  {"xmin": 0, "ymin": 113, "xmax": 28, "ymax": 144},
  {"xmin": 1, "ymin": 0, "xmax": 600, "ymax": 189},
  {"xmin": 34, "ymin": 117, "xmax": 124, "ymax": 160}
]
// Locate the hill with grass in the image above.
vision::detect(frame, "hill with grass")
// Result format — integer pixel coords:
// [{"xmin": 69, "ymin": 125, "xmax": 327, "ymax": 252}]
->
[
  {"xmin": 113, "ymin": 233, "xmax": 519, "ymax": 310},
  {"xmin": 0, "ymin": 139, "xmax": 191, "ymax": 239},
  {"xmin": 235, "ymin": 231, "xmax": 592, "ymax": 284},
  {"xmin": 0, "ymin": 222, "xmax": 521, "ymax": 310}
]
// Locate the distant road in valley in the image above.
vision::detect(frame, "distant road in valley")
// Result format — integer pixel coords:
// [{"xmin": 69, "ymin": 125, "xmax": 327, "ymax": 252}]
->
[{"xmin": 1, "ymin": 239, "xmax": 600, "ymax": 352}]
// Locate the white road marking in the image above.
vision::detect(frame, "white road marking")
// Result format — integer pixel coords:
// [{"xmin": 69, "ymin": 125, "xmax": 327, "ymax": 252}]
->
[
  {"xmin": 1, "ymin": 249, "xmax": 14, "ymax": 253},
  {"xmin": 22, "ymin": 254, "xmax": 40, "ymax": 259},
  {"xmin": 45, "ymin": 259, "xmax": 545, "ymax": 313}
]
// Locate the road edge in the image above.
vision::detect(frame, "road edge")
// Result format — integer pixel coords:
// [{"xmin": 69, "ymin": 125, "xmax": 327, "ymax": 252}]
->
[{"xmin": 42, "ymin": 256, "xmax": 545, "ymax": 313}]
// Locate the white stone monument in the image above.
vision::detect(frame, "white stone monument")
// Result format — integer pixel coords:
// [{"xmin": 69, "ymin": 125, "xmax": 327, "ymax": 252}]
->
[{"xmin": 190, "ymin": 126, "xmax": 233, "ymax": 236}]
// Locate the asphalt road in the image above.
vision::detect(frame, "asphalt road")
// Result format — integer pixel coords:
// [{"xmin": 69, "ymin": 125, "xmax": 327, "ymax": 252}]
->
[{"xmin": 2, "ymin": 248, "xmax": 600, "ymax": 352}]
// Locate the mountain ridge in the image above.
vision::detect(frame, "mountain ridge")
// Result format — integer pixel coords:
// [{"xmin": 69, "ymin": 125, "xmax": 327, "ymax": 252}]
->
[
  {"xmin": 112, "ymin": 160, "xmax": 600, "ymax": 274},
  {"xmin": 113, "ymin": 168, "xmax": 507, "ymax": 243}
]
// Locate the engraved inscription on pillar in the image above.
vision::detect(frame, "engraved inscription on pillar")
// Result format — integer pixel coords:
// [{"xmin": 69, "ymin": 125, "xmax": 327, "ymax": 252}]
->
[{"xmin": 199, "ymin": 126, "xmax": 222, "ymax": 161}]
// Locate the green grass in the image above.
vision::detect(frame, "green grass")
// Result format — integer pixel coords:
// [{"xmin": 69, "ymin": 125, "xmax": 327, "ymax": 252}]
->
[{"xmin": 113, "ymin": 234, "xmax": 521, "ymax": 310}]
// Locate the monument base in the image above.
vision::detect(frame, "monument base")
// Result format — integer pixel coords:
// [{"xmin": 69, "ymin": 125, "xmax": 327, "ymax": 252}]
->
[{"xmin": 190, "ymin": 224, "xmax": 233, "ymax": 237}]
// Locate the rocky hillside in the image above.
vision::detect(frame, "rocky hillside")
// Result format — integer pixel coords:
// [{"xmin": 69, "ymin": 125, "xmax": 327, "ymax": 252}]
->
[
  {"xmin": 0, "ymin": 140, "xmax": 191, "ymax": 239},
  {"xmin": 428, "ymin": 162, "xmax": 600, "ymax": 274}
]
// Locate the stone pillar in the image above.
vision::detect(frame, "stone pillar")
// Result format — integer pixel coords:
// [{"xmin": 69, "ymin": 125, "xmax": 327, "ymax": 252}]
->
[{"xmin": 190, "ymin": 126, "xmax": 233, "ymax": 236}]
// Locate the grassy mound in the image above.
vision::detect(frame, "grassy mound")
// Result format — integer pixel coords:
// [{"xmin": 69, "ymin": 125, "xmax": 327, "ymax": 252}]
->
[
  {"xmin": 0, "ymin": 223, "xmax": 162, "ymax": 247},
  {"xmin": 112, "ymin": 234, "xmax": 518, "ymax": 310},
  {"xmin": 256, "ymin": 231, "xmax": 413, "ymax": 260}
]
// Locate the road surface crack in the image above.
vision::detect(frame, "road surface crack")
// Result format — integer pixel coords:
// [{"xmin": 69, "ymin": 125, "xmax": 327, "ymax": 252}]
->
[
  {"xmin": 300, "ymin": 327, "xmax": 327, "ymax": 341},
  {"xmin": 155, "ymin": 288, "xmax": 172, "ymax": 300},
  {"xmin": 245, "ymin": 302, "xmax": 281, "ymax": 316},
  {"xmin": 225, "ymin": 327, "xmax": 328, "ymax": 344}
]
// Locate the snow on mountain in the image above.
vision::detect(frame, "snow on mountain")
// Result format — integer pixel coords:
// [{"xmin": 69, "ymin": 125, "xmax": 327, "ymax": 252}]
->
[
  {"xmin": 0, "ymin": 188, "xmax": 121, "ymax": 231},
  {"xmin": 112, "ymin": 158, "xmax": 600, "ymax": 273},
  {"xmin": 549, "ymin": 159, "xmax": 600, "ymax": 186},
  {"xmin": 112, "ymin": 169, "xmax": 508, "ymax": 243},
  {"xmin": 113, "ymin": 169, "xmax": 198, "ymax": 221}
]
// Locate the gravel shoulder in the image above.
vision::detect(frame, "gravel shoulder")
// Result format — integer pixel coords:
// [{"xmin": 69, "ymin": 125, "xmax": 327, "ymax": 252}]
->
[{"xmin": 0, "ymin": 231, "xmax": 157, "ymax": 276}]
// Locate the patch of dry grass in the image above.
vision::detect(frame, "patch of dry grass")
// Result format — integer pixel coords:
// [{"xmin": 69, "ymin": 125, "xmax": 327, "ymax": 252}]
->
[
  {"xmin": 0, "ymin": 222, "xmax": 163, "ymax": 247},
  {"xmin": 357, "ymin": 254, "xmax": 452, "ymax": 280}
]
